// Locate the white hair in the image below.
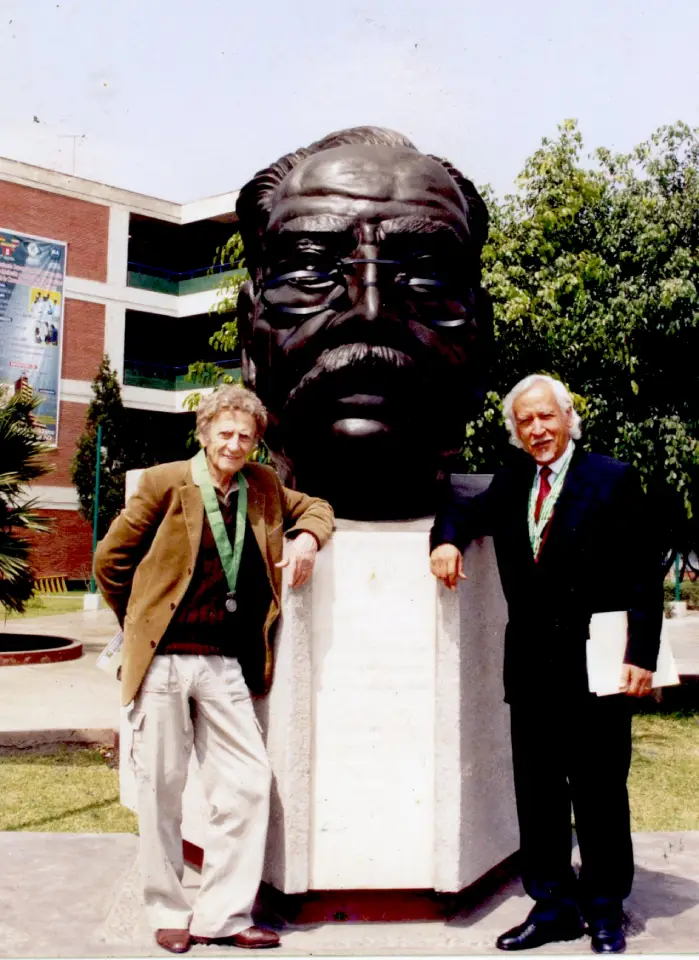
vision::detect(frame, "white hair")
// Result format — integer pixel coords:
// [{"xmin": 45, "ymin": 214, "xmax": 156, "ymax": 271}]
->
[{"xmin": 503, "ymin": 374, "xmax": 582, "ymax": 449}]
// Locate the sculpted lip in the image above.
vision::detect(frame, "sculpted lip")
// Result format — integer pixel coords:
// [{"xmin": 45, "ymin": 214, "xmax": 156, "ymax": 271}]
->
[
  {"xmin": 333, "ymin": 393, "xmax": 393, "ymax": 427},
  {"xmin": 332, "ymin": 417, "xmax": 390, "ymax": 438}
]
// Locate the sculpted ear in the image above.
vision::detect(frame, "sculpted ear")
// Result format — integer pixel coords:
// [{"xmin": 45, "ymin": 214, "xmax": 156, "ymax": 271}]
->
[{"xmin": 237, "ymin": 280, "xmax": 257, "ymax": 390}]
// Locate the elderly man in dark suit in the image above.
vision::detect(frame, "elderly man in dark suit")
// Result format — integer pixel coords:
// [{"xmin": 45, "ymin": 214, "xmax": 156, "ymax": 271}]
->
[{"xmin": 430, "ymin": 374, "xmax": 663, "ymax": 955}]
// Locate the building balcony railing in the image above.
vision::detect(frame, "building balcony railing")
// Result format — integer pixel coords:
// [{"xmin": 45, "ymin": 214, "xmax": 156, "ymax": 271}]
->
[
  {"xmin": 124, "ymin": 358, "xmax": 241, "ymax": 392},
  {"xmin": 126, "ymin": 261, "xmax": 245, "ymax": 296}
]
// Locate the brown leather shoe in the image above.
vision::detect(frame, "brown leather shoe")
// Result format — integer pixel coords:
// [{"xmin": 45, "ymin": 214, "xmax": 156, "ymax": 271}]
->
[
  {"xmin": 155, "ymin": 928, "xmax": 191, "ymax": 954},
  {"xmin": 192, "ymin": 927, "xmax": 280, "ymax": 949}
]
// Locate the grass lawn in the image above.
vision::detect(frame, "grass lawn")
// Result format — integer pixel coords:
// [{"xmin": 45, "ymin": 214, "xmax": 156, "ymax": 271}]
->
[
  {"xmin": 0, "ymin": 746, "xmax": 138, "ymax": 834},
  {"xmin": 2, "ymin": 593, "xmax": 87, "ymax": 620},
  {"xmin": 629, "ymin": 708, "xmax": 699, "ymax": 831},
  {"xmin": 0, "ymin": 709, "xmax": 696, "ymax": 837}
]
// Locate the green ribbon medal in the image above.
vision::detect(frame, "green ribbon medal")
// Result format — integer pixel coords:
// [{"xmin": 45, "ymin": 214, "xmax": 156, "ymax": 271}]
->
[
  {"xmin": 192, "ymin": 448, "xmax": 247, "ymax": 613},
  {"xmin": 527, "ymin": 446, "xmax": 573, "ymax": 559}
]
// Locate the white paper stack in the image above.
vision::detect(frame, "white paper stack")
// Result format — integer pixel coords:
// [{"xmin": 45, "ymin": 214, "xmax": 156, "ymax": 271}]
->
[
  {"xmin": 586, "ymin": 611, "xmax": 679, "ymax": 696},
  {"xmin": 96, "ymin": 630, "xmax": 124, "ymax": 676}
]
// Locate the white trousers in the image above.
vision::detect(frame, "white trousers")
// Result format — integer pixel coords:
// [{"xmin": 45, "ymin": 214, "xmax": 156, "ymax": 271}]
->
[{"xmin": 127, "ymin": 654, "xmax": 271, "ymax": 937}]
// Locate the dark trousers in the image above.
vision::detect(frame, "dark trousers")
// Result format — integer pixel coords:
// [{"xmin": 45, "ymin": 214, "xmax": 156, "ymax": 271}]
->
[{"xmin": 509, "ymin": 693, "xmax": 634, "ymax": 923}]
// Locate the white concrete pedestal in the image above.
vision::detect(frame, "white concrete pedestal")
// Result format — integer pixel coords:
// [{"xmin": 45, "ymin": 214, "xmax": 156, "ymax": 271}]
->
[{"xmin": 121, "ymin": 505, "xmax": 517, "ymax": 894}]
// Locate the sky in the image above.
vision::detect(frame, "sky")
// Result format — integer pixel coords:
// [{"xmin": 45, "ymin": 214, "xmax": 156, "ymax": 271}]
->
[{"xmin": 1, "ymin": 0, "xmax": 698, "ymax": 203}]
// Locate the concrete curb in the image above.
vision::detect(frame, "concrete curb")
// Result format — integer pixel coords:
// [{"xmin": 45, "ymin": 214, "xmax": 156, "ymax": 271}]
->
[
  {"xmin": 0, "ymin": 728, "xmax": 118, "ymax": 749},
  {"xmin": 0, "ymin": 639, "xmax": 83, "ymax": 666}
]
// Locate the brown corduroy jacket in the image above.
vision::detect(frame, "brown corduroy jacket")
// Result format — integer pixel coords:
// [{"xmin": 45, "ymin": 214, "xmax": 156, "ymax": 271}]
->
[{"xmin": 94, "ymin": 457, "xmax": 334, "ymax": 706}]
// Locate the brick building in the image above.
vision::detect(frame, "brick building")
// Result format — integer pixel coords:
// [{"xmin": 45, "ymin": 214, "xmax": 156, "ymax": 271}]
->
[{"xmin": 0, "ymin": 157, "xmax": 240, "ymax": 581}]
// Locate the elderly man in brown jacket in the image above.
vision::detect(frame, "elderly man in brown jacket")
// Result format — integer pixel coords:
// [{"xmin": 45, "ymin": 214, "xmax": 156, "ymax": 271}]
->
[{"xmin": 95, "ymin": 385, "xmax": 334, "ymax": 955}]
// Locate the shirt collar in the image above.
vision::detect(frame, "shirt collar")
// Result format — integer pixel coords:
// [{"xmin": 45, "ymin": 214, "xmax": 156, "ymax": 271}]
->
[
  {"xmin": 190, "ymin": 453, "xmax": 240, "ymax": 502},
  {"xmin": 536, "ymin": 439, "xmax": 575, "ymax": 477}
]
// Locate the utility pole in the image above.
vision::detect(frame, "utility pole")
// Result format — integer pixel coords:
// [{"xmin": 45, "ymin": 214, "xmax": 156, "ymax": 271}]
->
[
  {"xmin": 59, "ymin": 134, "xmax": 85, "ymax": 175},
  {"xmin": 90, "ymin": 423, "xmax": 103, "ymax": 594}
]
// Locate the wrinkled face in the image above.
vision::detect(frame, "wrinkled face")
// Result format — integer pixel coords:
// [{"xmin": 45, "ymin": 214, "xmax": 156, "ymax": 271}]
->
[
  {"xmin": 512, "ymin": 382, "xmax": 572, "ymax": 465},
  {"xmin": 239, "ymin": 144, "xmax": 488, "ymax": 517},
  {"xmin": 204, "ymin": 409, "xmax": 257, "ymax": 482}
]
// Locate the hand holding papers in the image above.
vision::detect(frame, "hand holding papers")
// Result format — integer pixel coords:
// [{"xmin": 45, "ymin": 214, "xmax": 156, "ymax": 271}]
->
[
  {"xmin": 96, "ymin": 630, "xmax": 123, "ymax": 677},
  {"xmin": 586, "ymin": 611, "xmax": 679, "ymax": 697}
]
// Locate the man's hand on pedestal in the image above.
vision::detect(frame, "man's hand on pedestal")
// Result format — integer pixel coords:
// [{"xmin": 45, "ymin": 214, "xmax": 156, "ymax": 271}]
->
[
  {"xmin": 276, "ymin": 532, "xmax": 318, "ymax": 588},
  {"xmin": 430, "ymin": 543, "xmax": 467, "ymax": 590}
]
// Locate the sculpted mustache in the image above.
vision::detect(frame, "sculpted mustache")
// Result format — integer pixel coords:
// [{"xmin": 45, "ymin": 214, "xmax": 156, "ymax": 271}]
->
[{"xmin": 286, "ymin": 343, "xmax": 415, "ymax": 405}]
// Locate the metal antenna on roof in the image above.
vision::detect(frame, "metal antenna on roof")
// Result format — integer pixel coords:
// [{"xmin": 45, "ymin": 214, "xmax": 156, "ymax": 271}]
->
[{"xmin": 59, "ymin": 134, "xmax": 86, "ymax": 175}]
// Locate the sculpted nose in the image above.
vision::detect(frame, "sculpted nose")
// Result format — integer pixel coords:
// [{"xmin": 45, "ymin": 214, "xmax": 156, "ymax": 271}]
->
[
  {"xmin": 356, "ymin": 266, "xmax": 380, "ymax": 322},
  {"xmin": 349, "ymin": 238, "xmax": 381, "ymax": 323}
]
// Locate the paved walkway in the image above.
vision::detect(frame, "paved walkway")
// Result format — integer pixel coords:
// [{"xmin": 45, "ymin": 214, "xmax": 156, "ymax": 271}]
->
[
  {"xmin": 2, "ymin": 607, "xmax": 697, "ymax": 742},
  {"xmin": 667, "ymin": 610, "xmax": 699, "ymax": 675},
  {"xmin": 1, "ymin": 831, "xmax": 698, "ymax": 956},
  {"xmin": 0, "ymin": 608, "xmax": 120, "ymax": 740},
  {"xmin": 1, "ymin": 608, "xmax": 699, "ymax": 956}
]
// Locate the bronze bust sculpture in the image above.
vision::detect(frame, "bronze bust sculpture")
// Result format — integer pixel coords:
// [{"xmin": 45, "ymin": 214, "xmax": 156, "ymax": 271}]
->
[{"xmin": 236, "ymin": 126, "xmax": 492, "ymax": 520}]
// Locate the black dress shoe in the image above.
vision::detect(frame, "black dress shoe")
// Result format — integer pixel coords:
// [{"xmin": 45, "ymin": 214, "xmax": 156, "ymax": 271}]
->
[
  {"xmin": 590, "ymin": 923, "xmax": 626, "ymax": 954},
  {"xmin": 496, "ymin": 917, "xmax": 584, "ymax": 951}
]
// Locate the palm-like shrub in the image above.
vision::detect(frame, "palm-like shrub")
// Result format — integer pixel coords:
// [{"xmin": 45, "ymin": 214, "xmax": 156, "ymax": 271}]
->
[{"xmin": 0, "ymin": 392, "xmax": 52, "ymax": 614}]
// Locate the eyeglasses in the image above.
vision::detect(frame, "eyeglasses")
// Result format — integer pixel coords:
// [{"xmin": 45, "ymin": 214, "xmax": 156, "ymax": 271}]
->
[{"xmin": 261, "ymin": 256, "xmax": 465, "ymax": 321}]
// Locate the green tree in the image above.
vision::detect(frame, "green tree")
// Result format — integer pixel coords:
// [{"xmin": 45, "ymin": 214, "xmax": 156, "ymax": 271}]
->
[
  {"xmin": 186, "ymin": 232, "xmax": 247, "ymax": 389},
  {"xmin": 184, "ymin": 233, "xmax": 270, "ymax": 461},
  {"xmin": 465, "ymin": 120, "xmax": 699, "ymax": 521},
  {"xmin": 0, "ymin": 391, "xmax": 52, "ymax": 613},
  {"xmin": 71, "ymin": 356, "xmax": 131, "ymax": 539}
]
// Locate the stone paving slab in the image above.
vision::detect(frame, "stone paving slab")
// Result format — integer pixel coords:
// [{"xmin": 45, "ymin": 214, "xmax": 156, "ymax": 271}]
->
[
  {"xmin": 1, "ymin": 832, "xmax": 698, "ymax": 957},
  {"xmin": 0, "ymin": 609, "xmax": 120, "ymax": 735},
  {"xmin": 0, "ymin": 610, "xmax": 697, "ymax": 742},
  {"xmin": 668, "ymin": 612, "xmax": 699, "ymax": 676},
  {"xmin": 0, "ymin": 607, "xmax": 118, "ymax": 650},
  {"xmin": 1, "ymin": 610, "xmax": 698, "ymax": 956}
]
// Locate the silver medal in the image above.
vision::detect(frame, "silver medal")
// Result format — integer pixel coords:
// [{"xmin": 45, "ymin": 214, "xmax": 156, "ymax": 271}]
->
[{"xmin": 225, "ymin": 594, "xmax": 237, "ymax": 613}]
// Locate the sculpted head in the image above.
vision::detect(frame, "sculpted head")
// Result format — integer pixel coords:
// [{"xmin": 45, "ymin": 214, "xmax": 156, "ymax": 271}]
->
[
  {"xmin": 503, "ymin": 375, "xmax": 581, "ymax": 465},
  {"xmin": 236, "ymin": 126, "xmax": 492, "ymax": 519}
]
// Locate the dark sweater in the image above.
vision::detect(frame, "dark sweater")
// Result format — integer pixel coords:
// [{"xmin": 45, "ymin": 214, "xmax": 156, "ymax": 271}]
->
[{"xmin": 156, "ymin": 488, "xmax": 271, "ymax": 658}]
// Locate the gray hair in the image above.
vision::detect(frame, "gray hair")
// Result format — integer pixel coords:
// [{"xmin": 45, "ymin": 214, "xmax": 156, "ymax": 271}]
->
[
  {"xmin": 503, "ymin": 374, "xmax": 582, "ymax": 448},
  {"xmin": 195, "ymin": 384, "xmax": 268, "ymax": 445}
]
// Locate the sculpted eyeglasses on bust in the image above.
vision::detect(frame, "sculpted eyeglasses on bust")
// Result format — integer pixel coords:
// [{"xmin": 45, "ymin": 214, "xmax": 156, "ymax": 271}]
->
[{"xmin": 236, "ymin": 126, "xmax": 492, "ymax": 521}]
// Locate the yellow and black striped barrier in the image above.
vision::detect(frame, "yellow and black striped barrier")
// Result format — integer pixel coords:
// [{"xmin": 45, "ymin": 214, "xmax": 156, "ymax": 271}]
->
[{"xmin": 35, "ymin": 576, "xmax": 67, "ymax": 594}]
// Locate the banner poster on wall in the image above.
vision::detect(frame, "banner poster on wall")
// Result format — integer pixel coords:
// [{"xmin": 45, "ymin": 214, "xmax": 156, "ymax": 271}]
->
[{"xmin": 0, "ymin": 228, "xmax": 67, "ymax": 444}]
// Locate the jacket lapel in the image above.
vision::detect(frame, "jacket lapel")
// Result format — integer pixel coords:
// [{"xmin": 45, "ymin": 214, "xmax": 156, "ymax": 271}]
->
[
  {"xmin": 244, "ymin": 468, "xmax": 268, "ymax": 570},
  {"xmin": 538, "ymin": 450, "xmax": 595, "ymax": 562},
  {"xmin": 180, "ymin": 482, "xmax": 204, "ymax": 564},
  {"xmin": 506, "ymin": 456, "xmax": 538, "ymax": 570}
]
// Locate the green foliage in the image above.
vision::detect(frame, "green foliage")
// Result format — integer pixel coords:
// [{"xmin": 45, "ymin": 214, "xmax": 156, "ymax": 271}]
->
[
  {"xmin": 663, "ymin": 579, "xmax": 699, "ymax": 609},
  {"xmin": 183, "ymin": 231, "xmax": 266, "ymax": 462},
  {"xmin": 70, "ymin": 356, "xmax": 141, "ymax": 540},
  {"xmin": 466, "ymin": 120, "xmax": 699, "ymax": 518},
  {"xmin": 0, "ymin": 392, "xmax": 52, "ymax": 613},
  {"xmin": 185, "ymin": 232, "xmax": 248, "ymax": 391},
  {"xmin": 210, "ymin": 231, "xmax": 247, "ymax": 322}
]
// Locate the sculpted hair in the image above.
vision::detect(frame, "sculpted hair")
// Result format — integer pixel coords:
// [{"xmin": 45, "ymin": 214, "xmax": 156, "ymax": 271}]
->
[
  {"xmin": 195, "ymin": 384, "xmax": 268, "ymax": 445},
  {"xmin": 503, "ymin": 374, "xmax": 582, "ymax": 448},
  {"xmin": 236, "ymin": 125, "xmax": 489, "ymax": 283}
]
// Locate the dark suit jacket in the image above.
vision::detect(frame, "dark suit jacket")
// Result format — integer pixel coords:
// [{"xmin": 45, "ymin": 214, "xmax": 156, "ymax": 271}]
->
[{"xmin": 431, "ymin": 448, "xmax": 663, "ymax": 702}]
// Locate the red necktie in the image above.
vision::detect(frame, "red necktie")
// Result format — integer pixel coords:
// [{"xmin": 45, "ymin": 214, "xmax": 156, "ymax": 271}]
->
[{"xmin": 534, "ymin": 466, "xmax": 552, "ymax": 523}]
